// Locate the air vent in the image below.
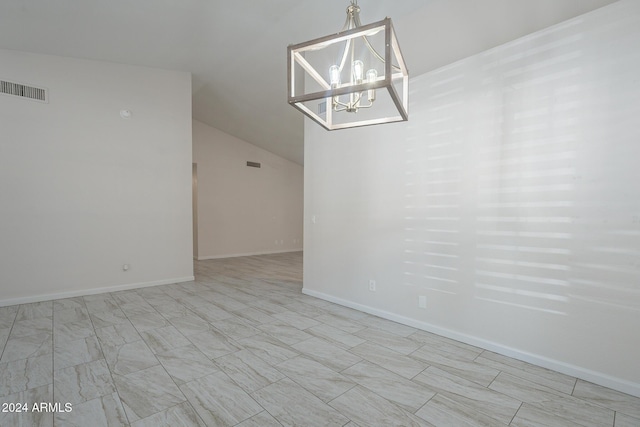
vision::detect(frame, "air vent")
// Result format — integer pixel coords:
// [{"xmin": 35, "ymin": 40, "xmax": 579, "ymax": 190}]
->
[
  {"xmin": 246, "ymin": 161, "xmax": 261, "ymax": 168},
  {"xmin": 0, "ymin": 79, "xmax": 48, "ymax": 103}
]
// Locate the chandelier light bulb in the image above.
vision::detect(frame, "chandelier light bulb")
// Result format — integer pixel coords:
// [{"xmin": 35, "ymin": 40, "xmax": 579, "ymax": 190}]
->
[
  {"xmin": 329, "ymin": 65, "xmax": 341, "ymax": 87},
  {"xmin": 366, "ymin": 68, "xmax": 378, "ymax": 102},
  {"xmin": 353, "ymin": 60, "xmax": 364, "ymax": 83}
]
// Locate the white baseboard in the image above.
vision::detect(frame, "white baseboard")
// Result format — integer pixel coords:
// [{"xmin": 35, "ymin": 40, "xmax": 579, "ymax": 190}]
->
[
  {"xmin": 0, "ymin": 276, "xmax": 195, "ymax": 307},
  {"xmin": 198, "ymin": 249, "xmax": 303, "ymax": 260},
  {"xmin": 302, "ymin": 288, "xmax": 640, "ymax": 399}
]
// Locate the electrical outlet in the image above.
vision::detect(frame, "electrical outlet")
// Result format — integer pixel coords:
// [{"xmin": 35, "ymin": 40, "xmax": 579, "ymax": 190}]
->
[
  {"xmin": 369, "ymin": 280, "xmax": 376, "ymax": 291},
  {"xmin": 419, "ymin": 295, "xmax": 427, "ymax": 308}
]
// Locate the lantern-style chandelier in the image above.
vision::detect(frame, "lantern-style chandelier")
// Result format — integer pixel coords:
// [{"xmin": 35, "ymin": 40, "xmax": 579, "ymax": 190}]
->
[{"xmin": 287, "ymin": 0, "xmax": 408, "ymax": 130}]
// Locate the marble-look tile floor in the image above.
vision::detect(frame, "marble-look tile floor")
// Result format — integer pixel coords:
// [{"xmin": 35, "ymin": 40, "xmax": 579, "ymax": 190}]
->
[{"xmin": 1, "ymin": 252, "xmax": 639, "ymax": 426}]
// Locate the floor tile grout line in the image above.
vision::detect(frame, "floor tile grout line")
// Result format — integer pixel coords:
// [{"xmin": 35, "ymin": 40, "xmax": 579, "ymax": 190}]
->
[
  {"xmin": 508, "ymin": 402, "xmax": 524, "ymax": 426},
  {"xmin": 414, "ymin": 366, "xmax": 530, "ymax": 425},
  {"xmin": 216, "ymin": 368, "xmax": 267, "ymax": 421},
  {"xmin": 486, "ymin": 369, "xmax": 501, "ymax": 389},
  {"xmin": 566, "ymin": 386, "xmax": 633, "ymax": 421},
  {"xmin": 412, "ymin": 390, "xmax": 437, "ymax": 422},
  {"xmin": 476, "ymin": 353, "xmax": 581, "ymax": 397},
  {"xmin": 488, "ymin": 372, "xmax": 621, "ymax": 425},
  {"xmin": 473, "ymin": 349, "xmax": 485, "ymax": 361},
  {"xmin": 109, "ymin": 289, "xmax": 202, "ymax": 425},
  {"xmin": 327, "ymin": 381, "xmax": 421, "ymax": 423},
  {"xmin": 130, "ymin": 282, "xmax": 288, "ymax": 425},
  {"xmin": 0, "ymin": 306, "xmax": 19, "ymax": 363},
  {"xmin": 197, "ymin": 263, "xmax": 345, "ymax": 422},
  {"xmin": 83, "ymin": 293, "xmax": 133, "ymax": 427},
  {"xmin": 272, "ymin": 358, "xmax": 358, "ymax": 409},
  {"xmin": 571, "ymin": 377, "xmax": 578, "ymax": 396},
  {"xmin": 410, "ymin": 365, "xmax": 430, "ymax": 382},
  {"xmin": 50, "ymin": 302, "xmax": 55, "ymax": 427}
]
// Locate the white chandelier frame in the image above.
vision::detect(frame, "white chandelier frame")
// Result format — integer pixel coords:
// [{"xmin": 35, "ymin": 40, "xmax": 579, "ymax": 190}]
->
[{"xmin": 287, "ymin": 13, "xmax": 408, "ymax": 131}]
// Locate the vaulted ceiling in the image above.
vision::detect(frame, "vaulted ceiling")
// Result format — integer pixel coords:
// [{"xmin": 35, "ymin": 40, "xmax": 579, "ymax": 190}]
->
[{"xmin": 0, "ymin": 0, "xmax": 617, "ymax": 164}]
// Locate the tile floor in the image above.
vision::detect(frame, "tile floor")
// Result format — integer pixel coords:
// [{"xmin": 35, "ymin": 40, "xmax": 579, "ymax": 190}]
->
[{"xmin": 1, "ymin": 252, "xmax": 639, "ymax": 426}]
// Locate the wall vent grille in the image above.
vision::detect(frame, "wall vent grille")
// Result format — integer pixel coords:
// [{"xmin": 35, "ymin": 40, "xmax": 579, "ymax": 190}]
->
[
  {"xmin": 0, "ymin": 79, "xmax": 48, "ymax": 103},
  {"xmin": 246, "ymin": 161, "xmax": 261, "ymax": 168}
]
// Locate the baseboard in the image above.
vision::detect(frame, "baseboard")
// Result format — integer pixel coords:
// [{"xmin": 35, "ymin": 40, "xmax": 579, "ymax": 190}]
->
[
  {"xmin": 198, "ymin": 249, "xmax": 303, "ymax": 260},
  {"xmin": 302, "ymin": 288, "xmax": 640, "ymax": 398},
  {"xmin": 0, "ymin": 276, "xmax": 195, "ymax": 307}
]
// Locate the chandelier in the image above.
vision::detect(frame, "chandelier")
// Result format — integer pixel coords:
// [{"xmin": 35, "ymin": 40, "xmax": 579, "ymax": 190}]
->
[{"xmin": 287, "ymin": 0, "xmax": 408, "ymax": 130}]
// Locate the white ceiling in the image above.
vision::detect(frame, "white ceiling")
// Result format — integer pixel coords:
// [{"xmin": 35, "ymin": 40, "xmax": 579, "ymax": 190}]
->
[{"xmin": 0, "ymin": 0, "xmax": 617, "ymax": 165}]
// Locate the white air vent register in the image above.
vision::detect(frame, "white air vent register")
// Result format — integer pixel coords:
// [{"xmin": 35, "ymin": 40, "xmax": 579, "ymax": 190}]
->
[{"xmin": 0, "ymin": 79, "xmax": 48, "ymax": 103}]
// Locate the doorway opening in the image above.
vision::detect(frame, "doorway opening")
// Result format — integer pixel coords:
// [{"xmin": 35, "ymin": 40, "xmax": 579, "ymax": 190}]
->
[{"xmin": 192, "ymin": 163, "xmax": 198, "ymax": 260}]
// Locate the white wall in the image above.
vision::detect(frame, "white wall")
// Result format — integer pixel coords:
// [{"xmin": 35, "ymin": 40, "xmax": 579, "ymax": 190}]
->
[
  {"xmin": 0, "ymin": 49, "xmax": 193, "ymax": 305},
  {"xmin": 304, "ymin": 0, "xmax": 640, "ymax": 397},
  {"xmin": 193, "ymin": 120, "xmax": 303, "ymax": 259}
]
